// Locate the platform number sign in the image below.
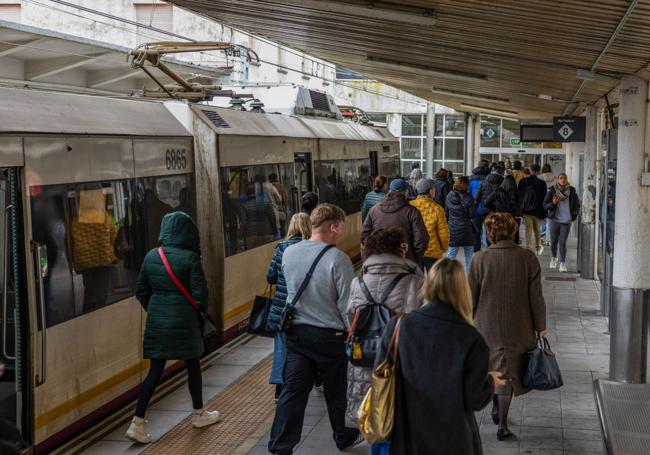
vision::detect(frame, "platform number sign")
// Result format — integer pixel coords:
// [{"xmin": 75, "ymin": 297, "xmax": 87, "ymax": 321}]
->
[
  {"xmin": 166, "ymin": 148, "xmax": 187, "ymax": 170},
  {"xmin": 553, "ymin": 117, "xmax": 586, "ymax": 142}
]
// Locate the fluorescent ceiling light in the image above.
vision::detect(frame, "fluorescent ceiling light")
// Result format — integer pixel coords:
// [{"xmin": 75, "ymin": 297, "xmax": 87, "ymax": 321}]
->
[
  {"xmin": 280, "ymin": 1, "xmax": 436, "ymax": 26},
  {"xmin": 460, "ymin": 103, "xmax": 519, "ymax": 118},
  {"xmin": 432, "ymin": 88, "xmax": 508, "ymax": 104},
  {"xmin": 576, "ymin": 69, "xmax": 619, "ymax": 82},
  {"xmin": 367, "ymin": 56, "xmax": 486, "ymax": 83}
]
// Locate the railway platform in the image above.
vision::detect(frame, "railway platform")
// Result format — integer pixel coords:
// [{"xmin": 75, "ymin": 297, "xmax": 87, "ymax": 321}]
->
[{"xmin": 76, "ymin": 238, "xmax": 608, "ymax": 455}]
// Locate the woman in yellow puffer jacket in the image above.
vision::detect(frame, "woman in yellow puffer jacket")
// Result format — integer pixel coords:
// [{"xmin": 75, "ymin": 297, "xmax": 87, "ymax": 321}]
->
[{"xmin": 410, "ymin": 178, "xmax": 450, "ymax": 270}]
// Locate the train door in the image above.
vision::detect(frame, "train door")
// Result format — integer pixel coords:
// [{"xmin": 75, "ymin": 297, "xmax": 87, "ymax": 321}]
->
[
  {"xmin": 292, "ymin": 153, "xmax": 313, "ymax": 212},
  {"xmin": 25, "ymin": 137, "xmax": 145, "ymax": 450},
  {"xmin": 0, "ymin": 167, "xmax": 29, "ymax": 452}
]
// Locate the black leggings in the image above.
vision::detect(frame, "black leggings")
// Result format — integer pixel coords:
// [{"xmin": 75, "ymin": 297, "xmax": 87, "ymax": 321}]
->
[{"xmin": 135, "ymin": 358, "xmax": 203, "ymax": 418}]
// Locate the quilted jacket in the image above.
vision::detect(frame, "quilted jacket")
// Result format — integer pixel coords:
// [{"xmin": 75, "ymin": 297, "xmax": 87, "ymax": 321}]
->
[
  {"xmin": 410, "ymin": 196, "xmax": 450, "ymax": 259},
  {"xmin": 265, "ymin": 236, "xmax": 303, "ymax": 332},
  {"xmin": 136, "ymin": 212, "xmax": 209, "ymax": 360},
  {"xmin": 344, "ymin": 254, "xmax": 424, "ymax": 428}
]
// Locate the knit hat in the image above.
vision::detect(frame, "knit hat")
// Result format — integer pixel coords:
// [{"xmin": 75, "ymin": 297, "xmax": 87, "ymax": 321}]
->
[
  {"xmin": 389, "ymin": 178, "xmax": 408, "ymax": 192},
  {"xmin": 415, "ymin": 178, "xmax": 434, "ymax": 195}
]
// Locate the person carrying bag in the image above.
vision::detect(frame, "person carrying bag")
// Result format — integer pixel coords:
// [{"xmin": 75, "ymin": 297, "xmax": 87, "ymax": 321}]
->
[{"xmin": 127, "ymin": 212, "xmax": 220, "ymax": 445}]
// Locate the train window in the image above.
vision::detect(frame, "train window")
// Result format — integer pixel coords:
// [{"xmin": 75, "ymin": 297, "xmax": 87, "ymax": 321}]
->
[
  {"xmin": 138, "ymin": 175, "xmax": 195, "ymax": 253},
  {"xmin": 30, "ymin": 180, "xmax": 136, "ymax": 327},
  {"xmin": 29, "ymin": 174, "xmax": 195, "ymax": 327},
  {"xmin": 315, "ymin": 159, "xmax": 371, "ymax": 215},
  {"xmin": 379, "ymin": 157, "xmax": 400, "ymax": 180},
  {"xmin": 221, "ymin": 163, "xmax": 294, "ymax": 256}
]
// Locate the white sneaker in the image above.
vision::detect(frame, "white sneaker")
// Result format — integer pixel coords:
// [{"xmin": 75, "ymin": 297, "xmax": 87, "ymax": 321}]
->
[
  {"xmin": 536, "ymin": 245, "xmax": 544, "ymax": 256},
  {"xmin": 191, "ymin": 409, "xmax": 220, "ymax": 428},
  {"xmin": 125, "ymin": 419, "xmax": 151, "ymax": 444},
  {"xmin": 559, "ymin": 262, "xmax": 568, "ymax": 273},
  {"xmin": 550, "ymin": 257, "xmax": 558, "ymax": 269}
]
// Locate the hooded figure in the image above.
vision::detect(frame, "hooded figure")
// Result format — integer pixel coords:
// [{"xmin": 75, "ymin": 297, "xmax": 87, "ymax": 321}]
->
[
  {"xmin": 361, "ymin": 179, "xmax": 429, "ymax": 264},
  {"xmin": 136, "ymin": 211, "xmax": 209, "ymax": 360},
  {"xmin": 475, "ymin": 170, "xmax": 505, "ymax": 213}
]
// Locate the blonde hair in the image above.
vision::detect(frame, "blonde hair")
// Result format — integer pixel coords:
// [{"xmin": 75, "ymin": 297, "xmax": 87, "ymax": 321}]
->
[
  {"xmin": 310, "ymin": 203, "xmax": 346, "ymax": 230},
  {"xmin": 286, "ymin": 212, "xmax": 311, "ymax": 240},
  {"xmin": 421, "ymin": 258, "xmax": 474, "ymax": 325}
]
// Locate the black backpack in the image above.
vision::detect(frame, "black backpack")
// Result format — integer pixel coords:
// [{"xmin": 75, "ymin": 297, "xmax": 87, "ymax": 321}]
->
[
  {"xmin": 522, "ymin": 183, "xmax": 539, "ymax": 212},
  {"xmin": 345, "ymin": 272, "xmax": 410, "ymax": 367}
]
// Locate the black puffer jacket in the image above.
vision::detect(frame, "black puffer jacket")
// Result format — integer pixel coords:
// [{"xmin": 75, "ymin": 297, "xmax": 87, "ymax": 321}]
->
[
  {"xmin": 433, "ymin": 177, "xmax": 450, "ymax": 206},
  {"xmin": 445, "ymin": 190, "xmax": 477, "ymax": 247},
  {"xmin": 485, "ymin": 177, "xmax": 523, "ymax": 218},
  {"xmin": 475, "ymin": 173, "xmax": 503, "ymax": 211}
]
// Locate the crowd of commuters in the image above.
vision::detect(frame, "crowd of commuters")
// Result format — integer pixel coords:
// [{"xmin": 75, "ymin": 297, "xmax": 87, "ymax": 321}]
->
[
  {"xmin": 260, "ymin": 159, "xmax": 576, "ymax": 454},
  {"xmin": 123, "ymin": 157, "xmax": 576, "ymax": 453}
]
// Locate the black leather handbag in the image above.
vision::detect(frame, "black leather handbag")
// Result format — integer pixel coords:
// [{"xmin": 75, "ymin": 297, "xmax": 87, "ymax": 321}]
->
[
  {"xmin": 346, "ymin": 272, "xmax": 410, "ymax": 367},
  {"xmin": 247, "ymin": 286, "xmax": 275, "ymax": 338},
  {"xmin": 280, "ymin": 244, "xmax": 335, "ymax": 331},
  {"xmin": 522, "ymin": 336, "xmax": 564, "ymax": 390}
]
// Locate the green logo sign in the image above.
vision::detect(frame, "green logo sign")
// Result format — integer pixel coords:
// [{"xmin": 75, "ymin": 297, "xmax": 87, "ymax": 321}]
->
[{"xmin": 510, "ymin": 138, "xmax": 521, "ymax": 146}]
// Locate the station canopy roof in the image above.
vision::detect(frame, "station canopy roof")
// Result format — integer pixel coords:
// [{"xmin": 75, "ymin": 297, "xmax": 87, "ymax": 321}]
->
[
  {"xmin": 0, "ymin": 19, "xmax": 231, "ymax": 95},
  {"xmin": 167, "ymin": 0, "xmax": 650, "ymax": 119}
]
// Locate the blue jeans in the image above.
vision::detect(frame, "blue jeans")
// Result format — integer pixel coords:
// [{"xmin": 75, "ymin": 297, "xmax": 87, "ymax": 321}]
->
[
  {"xmin": 269, "ymin": 332, "xmax": 286, "ymax": 385},
  {"xmin": 371, "ymin": 442, "xmax": 390, "ymax": 454},
  {"xmin": 447, "ymin": 246, "xmax": 474, "ymax": 272}
]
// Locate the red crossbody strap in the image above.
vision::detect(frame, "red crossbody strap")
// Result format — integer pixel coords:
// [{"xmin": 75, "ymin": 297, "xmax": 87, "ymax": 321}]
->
[{"xmin": 157, "ymin": 247, "xmax": 199, "ymax": 311}]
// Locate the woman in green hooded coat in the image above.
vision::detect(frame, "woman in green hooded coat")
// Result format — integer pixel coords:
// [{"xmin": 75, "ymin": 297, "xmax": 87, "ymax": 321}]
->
[{"xmin": 126, "ymin": 212, "xmax": 220, "ymax": 444}]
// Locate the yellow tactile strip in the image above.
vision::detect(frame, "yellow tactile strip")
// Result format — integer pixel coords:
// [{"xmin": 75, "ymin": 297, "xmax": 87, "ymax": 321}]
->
[{"xmin": 142, "ymin": 355, "xmax": 275, "ymax": 455}]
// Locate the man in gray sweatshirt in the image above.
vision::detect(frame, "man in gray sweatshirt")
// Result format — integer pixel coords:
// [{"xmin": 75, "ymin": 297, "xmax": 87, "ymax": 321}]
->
[{"xmin": 269, "ymin": 204, "xmax": 360, "ymax": 454}]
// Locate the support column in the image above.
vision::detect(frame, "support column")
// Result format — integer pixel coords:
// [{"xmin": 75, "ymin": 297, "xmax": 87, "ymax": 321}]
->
[
  {"xmin": 465, "ymin": 113, "xmax": 475, "ymax": 172},
  {"xmin": 425, "ymin": 102, "xmax": 435, "ymax": 178},
  {"xmin": 580, "ymin": 106, "xmax": 598, "ymax": 279},
  {"xmin": 610, "ymin": 76, "xmax": 650, "ymax": 383}
]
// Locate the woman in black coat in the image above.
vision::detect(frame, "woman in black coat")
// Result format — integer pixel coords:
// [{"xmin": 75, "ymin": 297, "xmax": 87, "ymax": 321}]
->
[
  {"xmin": 375, "ymin": 258, "xmax": 505, "ymax": 455},
  {"xmin": 445, "ymin": 176, "xmax": 477, "ymax": 272}
]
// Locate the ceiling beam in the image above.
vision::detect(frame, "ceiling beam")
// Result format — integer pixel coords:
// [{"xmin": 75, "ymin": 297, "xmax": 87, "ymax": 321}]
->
[
  {"xmin": 0, "ymin": 38, "xmax": 51, "ymax": 58},
  {"xmin": 25, "ymin": 54, "xmax": 108, "ymax": 80}
]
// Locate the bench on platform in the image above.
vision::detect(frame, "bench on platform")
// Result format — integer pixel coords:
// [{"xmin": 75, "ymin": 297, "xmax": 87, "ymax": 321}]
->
[{"xmin": 594, "ymin": 379, "xmax": 650, "ymax": 454}]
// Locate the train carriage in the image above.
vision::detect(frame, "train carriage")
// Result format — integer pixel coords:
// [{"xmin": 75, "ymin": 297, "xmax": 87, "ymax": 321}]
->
[{"xmin": 0, "ymin": 86, "xmax": 399, "ymax": 453}]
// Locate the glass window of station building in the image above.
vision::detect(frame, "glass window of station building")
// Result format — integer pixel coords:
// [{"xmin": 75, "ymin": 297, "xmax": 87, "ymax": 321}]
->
[
  {"xmin": 400, "ymin": 113, "xmax": 466, "ymax": 177},
  {"xmin": 479, "ymin": 115, "xmax": 565, "ymax": 175}
]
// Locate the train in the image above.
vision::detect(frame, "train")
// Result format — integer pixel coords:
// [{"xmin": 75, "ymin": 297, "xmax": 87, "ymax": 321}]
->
[{"xmin": 0, "ymin": 86, "xmax": 400, "ymax": 453}]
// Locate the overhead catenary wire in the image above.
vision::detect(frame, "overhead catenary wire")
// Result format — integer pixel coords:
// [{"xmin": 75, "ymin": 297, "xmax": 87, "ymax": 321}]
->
[{"xmin": 16, "ymin": 0, "xmax": 426, "ymax": 106}]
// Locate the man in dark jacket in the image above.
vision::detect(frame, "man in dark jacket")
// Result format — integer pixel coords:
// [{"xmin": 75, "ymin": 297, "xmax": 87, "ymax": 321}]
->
[
  {"xmin": 469, "ymin": 160, "xmax": 490, "ymax": 251},
  {"xmin": 362, "ymin": 179, "xmax": 429, "ymax": 265},
  {"xmin": 518, "ymin": 163, "xmax": 548, "ymax": 255},
  {"xmin": 475, "ymin": 166, "xmax": 504, "ymax": 215},
  {"xmin": 433, "ymin": 169, "xmax": 450, "ymax": 206}
]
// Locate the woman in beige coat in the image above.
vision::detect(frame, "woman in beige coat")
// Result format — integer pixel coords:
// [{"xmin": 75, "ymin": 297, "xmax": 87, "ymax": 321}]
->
[
  {"xmin": 468, "ymin": 213, "xmax": 547, "ymax": 441},
  {"xmin": 345, "ymin": 228, "xmax": 424, "ymax": 428}
]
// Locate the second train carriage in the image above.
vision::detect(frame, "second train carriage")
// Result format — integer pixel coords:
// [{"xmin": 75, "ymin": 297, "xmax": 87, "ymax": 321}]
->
[
  {"xmin": 0, "ymin": 86, "xmax": 399, "ymax": 453},
  {"xmin": 182, "ymin": 103, "xmax": 400, "ymax": 339}
]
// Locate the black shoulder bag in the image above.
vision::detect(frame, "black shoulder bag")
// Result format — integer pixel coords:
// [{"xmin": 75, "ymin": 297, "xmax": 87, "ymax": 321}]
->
[
  {"xmin": 279, "ymin": 244, "xmax": 335, "ymax": 331},
  {"xmin": 345, "ymin": 272, "xmax": 410, "ymax": 367}
]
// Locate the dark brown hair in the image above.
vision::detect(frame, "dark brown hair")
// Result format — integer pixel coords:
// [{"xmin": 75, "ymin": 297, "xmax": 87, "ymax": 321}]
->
[
  {"xmin": 373, "ymin": 175, "xmax": 387, "ymax": 192},
  {"xmin": 361, "ymin": 228, "xmax": 406, "ymax": 262},
  {"xmin": 435, "ymin": 168, "xmax": 448, "ymax": 179},
  {"xmin": 485, "ymin": 212, "xmax": 518, "ymax": 243},
  {"xmin": 541, "ymin": 163, "xmax": 552, "ymax": 173},
  {"xmin": 453, "ymin": 176, "xmax": 470, "ymax": 192}
]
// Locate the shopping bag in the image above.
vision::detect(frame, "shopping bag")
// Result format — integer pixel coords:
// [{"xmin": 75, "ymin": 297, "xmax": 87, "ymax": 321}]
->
[
  {"xmin": 522, "ymin": 336, "xmax": 564, "ymax": 390},
  {"xmin": 358, "ymin": 315, "xmax": 404, "ymax": 444},
  {"xmin": 247, "ymin": 289, "xmax": 275, "ymax": 338}
]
